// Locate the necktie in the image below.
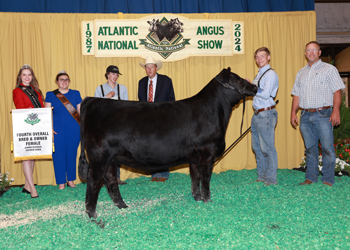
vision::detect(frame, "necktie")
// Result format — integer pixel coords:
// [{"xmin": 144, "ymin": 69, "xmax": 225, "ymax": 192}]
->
[{"xmin": 148, "ymin": 80, "xmax": 153, "ymax": 102}]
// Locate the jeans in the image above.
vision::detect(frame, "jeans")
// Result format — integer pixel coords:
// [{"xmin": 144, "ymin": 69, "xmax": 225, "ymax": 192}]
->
[
  {"xmin": 300, "ymin": 108, "xmax": 335, "ymax": 185},
  {"xmin": 152, "ymin": 170, "xmax": 169, "ymax": 179},
  {"xmin": 251, "ymin": 109, "xmax": 278, "ymax": 184}
]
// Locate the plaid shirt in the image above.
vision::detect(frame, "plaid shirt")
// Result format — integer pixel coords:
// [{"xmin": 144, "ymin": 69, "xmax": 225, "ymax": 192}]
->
[{"xmin": 291, "ymin": 59, "xmax": 345, "ymax": 109}]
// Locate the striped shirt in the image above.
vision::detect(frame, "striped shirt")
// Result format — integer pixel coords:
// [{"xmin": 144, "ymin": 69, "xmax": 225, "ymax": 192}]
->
[
  {"xmin": 147, "ymin": 74, "xmax": 158, "ymax": 102},
  {"xmin": 291, "ymin": 59, "xmax": 344, "ymax": 109}
]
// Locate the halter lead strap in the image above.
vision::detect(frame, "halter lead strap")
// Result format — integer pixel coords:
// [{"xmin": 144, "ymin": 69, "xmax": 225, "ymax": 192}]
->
[
  {"xmin": 215, "ymin": 77, "xmax": 246, "ymax": 94},
  {"xmin": 215, "ymin": 76, "xmax": 247, "ymax": 135}
]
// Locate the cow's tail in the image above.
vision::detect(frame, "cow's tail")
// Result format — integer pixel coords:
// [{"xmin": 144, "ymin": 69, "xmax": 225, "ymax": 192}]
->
[{"xmin": 78, "ymin": 97, "xmax": 92, "ymax": 181}]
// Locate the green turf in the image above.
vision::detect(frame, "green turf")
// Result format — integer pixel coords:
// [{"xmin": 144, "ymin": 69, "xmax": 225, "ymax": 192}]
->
[{"xmin": 1, "ymin": 169, "xmax": 350, "ymax": 249}]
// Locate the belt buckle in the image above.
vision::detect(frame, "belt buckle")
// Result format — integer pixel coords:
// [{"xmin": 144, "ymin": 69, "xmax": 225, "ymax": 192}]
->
[{"xmin": 254, "ymin": 110, "xmax": 258, "ymax": 115}]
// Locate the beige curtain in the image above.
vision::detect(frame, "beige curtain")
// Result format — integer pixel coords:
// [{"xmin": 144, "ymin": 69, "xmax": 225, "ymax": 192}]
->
[{"xmin": 0, "ymin": 11, "xmax": 316, "ymax": 185}]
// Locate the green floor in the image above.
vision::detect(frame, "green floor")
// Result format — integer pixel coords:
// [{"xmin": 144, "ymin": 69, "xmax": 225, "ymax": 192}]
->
[{"xmin": 1, "ymin": 169, "xmax": 350, "ymax": 249}]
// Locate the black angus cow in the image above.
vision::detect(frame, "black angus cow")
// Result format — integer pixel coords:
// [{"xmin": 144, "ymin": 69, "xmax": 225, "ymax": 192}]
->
[
  {"xmin": 78, "ymin": 68, "xmax": 257, "ymax": 218},
  {"xmin": 147, "ymin": 18, "xmax": 184, "ymax": 42},
  {"xmin": 147, "ymin": 19, "xmax": 158, "ymax": 32},
  {"xmin": 152, "ymin": 19, "xmax": 184, "ymax": 42}
]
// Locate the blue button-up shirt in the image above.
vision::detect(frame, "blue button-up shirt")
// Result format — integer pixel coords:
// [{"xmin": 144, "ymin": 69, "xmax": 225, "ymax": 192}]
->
[{"xmin": 253, "ymin": 64, "xmax": 279, "ymax": 110}]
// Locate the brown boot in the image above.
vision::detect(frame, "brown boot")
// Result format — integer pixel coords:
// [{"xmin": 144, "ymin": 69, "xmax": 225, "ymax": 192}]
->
[{"xmin": 299, "ymin": 180, "xmax": 313, "ymax": 185}]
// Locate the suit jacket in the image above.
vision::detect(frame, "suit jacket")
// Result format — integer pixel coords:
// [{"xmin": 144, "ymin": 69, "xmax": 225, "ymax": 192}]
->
[
  {"xmin": 13, "ymin": 83, "xmax": 44, "ymax": 109},
  {"xmin": 138, "ymin": 73, "xmax": 175, "ymax": 102}
]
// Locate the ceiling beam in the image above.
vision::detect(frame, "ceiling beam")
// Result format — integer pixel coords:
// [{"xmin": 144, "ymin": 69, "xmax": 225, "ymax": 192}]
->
[{"xmin": 317, "ymin": 32, "xmax": 350, "ymax": 35}]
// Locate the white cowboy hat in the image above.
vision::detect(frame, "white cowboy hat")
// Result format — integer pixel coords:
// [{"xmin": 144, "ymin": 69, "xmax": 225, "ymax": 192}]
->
[{"xmin": 139, "ymin": 56, "xmax": 162, "ymax": 70}]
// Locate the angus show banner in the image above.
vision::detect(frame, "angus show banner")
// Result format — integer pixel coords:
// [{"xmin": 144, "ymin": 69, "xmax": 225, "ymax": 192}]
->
[
  {"xmin": 12, "ymin": 108, "xmax": 53, "ymax": 161},
  {"xmin": 82, "ymin": 14, "xmax": 244, "ymax": 61}
]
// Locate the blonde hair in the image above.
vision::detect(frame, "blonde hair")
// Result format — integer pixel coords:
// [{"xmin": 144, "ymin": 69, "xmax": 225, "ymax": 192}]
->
[{"xmin": 254, "ymin": 47, "xmax": 271, "ymax": 58}]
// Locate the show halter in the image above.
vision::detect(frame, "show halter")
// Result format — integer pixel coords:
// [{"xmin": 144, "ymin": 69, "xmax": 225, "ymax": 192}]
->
[
  {"xmin": 215, "ymin": 76, "xmax": 254, "ymax": 135},
  {"xmin": 214, "ymin": 76, "xmax": 255, "ymax": 164}
]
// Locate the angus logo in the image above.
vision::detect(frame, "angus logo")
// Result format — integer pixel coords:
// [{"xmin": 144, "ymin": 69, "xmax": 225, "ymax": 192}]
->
[
  {"xmin": 24, "ymin": 113, "xmax": 41, "ymax": 126},
  {"xmin": 139, "ymin": 17, "xmax": 190, "ymax": 59}
]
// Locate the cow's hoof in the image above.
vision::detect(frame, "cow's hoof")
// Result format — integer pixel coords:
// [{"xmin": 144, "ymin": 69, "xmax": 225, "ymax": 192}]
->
[
  {"xmin": 86, "ymin": 210, "xmax": 97, "ymax": 219},
  {"xmin": 202, "ymin": 198, "xmax": 212, "ymax": 203},
  {"xmin": 192, "ymin": 194, "xmax": 201, "ymax": 201},
  {"xmin": 117, "ymin": 202, "xmax": 128, "ymax": 209}
]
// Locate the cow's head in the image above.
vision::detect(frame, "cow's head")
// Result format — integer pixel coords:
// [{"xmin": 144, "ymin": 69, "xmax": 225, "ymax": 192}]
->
[
  {"xmin": 169, "ymin": 18, "xmax": 184, "ymax": 32},
  {"xmin": 216, "ymin": 67, "xmax": 258, "ymax": 97},
  {"xmin": 147, "ymin": 19, "xmax": 159, "ymax": 32}
]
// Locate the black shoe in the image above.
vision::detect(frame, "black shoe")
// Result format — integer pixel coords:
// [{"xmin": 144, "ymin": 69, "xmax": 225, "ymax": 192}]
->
[{"xmin": 22, "ymin": 188, "xmax": 31, "ymax": 194}]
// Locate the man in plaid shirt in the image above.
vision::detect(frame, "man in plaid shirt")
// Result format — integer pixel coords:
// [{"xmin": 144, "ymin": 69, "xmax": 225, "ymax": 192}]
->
[{"xmin": 291, "ymin": 41, "xmax": 345, "ymax": 186}]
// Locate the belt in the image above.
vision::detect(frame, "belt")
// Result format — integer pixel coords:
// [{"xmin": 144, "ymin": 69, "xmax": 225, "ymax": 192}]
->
[
  {"xmin": 301, "ymin": 106, "xmax": 331, "ymax": 113},
  {"xmin": 254, "ymin": 105, "xmax": 276, "ymax": 115}
]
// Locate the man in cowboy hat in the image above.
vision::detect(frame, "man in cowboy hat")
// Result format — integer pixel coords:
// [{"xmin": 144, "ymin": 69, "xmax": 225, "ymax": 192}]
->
[{"xmin": 138, "ymin": 56, "xmax": 175, "ymax": 182}]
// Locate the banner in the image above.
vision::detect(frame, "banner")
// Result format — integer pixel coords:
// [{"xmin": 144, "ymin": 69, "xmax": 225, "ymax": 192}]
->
[
  {"xmin": 12, "ymin": 108, "xmax": 53, "ymax": 161},
  {"xmin": 82, "ymin": 14, "xmax": 244, "ymax": 61}
]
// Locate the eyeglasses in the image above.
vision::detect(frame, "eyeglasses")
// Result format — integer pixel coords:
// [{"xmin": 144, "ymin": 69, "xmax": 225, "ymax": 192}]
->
[
  {"xmin": 59, "ymin": 78, "xmax": 69, "ymax": 82},
  {"xmin": 306, "ymin": 49, "xmax": 319, "ymax": 53}
]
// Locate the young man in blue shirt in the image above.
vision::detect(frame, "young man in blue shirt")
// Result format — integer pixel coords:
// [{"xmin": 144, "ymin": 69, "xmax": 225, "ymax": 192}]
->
[{"xmin": 248, "ymin": 47, "xmax": 279, "ymax": 185}]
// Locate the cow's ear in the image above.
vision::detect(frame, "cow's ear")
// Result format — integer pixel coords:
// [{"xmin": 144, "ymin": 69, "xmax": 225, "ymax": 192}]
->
[
  {"xmin": 223, "ymin": 67, "xmax": 231, "ymax": 82},
  {"xmin": 216, "ymin": 68, "xmax": 230, "ymax": 83}
]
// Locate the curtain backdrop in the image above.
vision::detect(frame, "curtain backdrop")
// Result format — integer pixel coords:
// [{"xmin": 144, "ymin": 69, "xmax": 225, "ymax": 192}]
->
[
  {"xmin": 0, "ymin": 11, "xmax": 316, "ymax": 185},
  {"xmin": 0, "ymin": 0, "xmax": 314, "ymax": 13}
]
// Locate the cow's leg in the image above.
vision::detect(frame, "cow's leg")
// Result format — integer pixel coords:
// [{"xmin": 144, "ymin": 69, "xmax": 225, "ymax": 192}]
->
[
  {"xmin": 104, "ymin": 163, "xmax": 128, "ymax": 209},
  {"xmin": 199, "ymin": 161, "xmax": 214, "ymax": 203},
  {"xmin": 189, "ymin": 163, "xmax": 201, "ymax": 201},
  {"xmin": 85, "ymin": 165, "xmax": 105, "ymax": 218}
]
